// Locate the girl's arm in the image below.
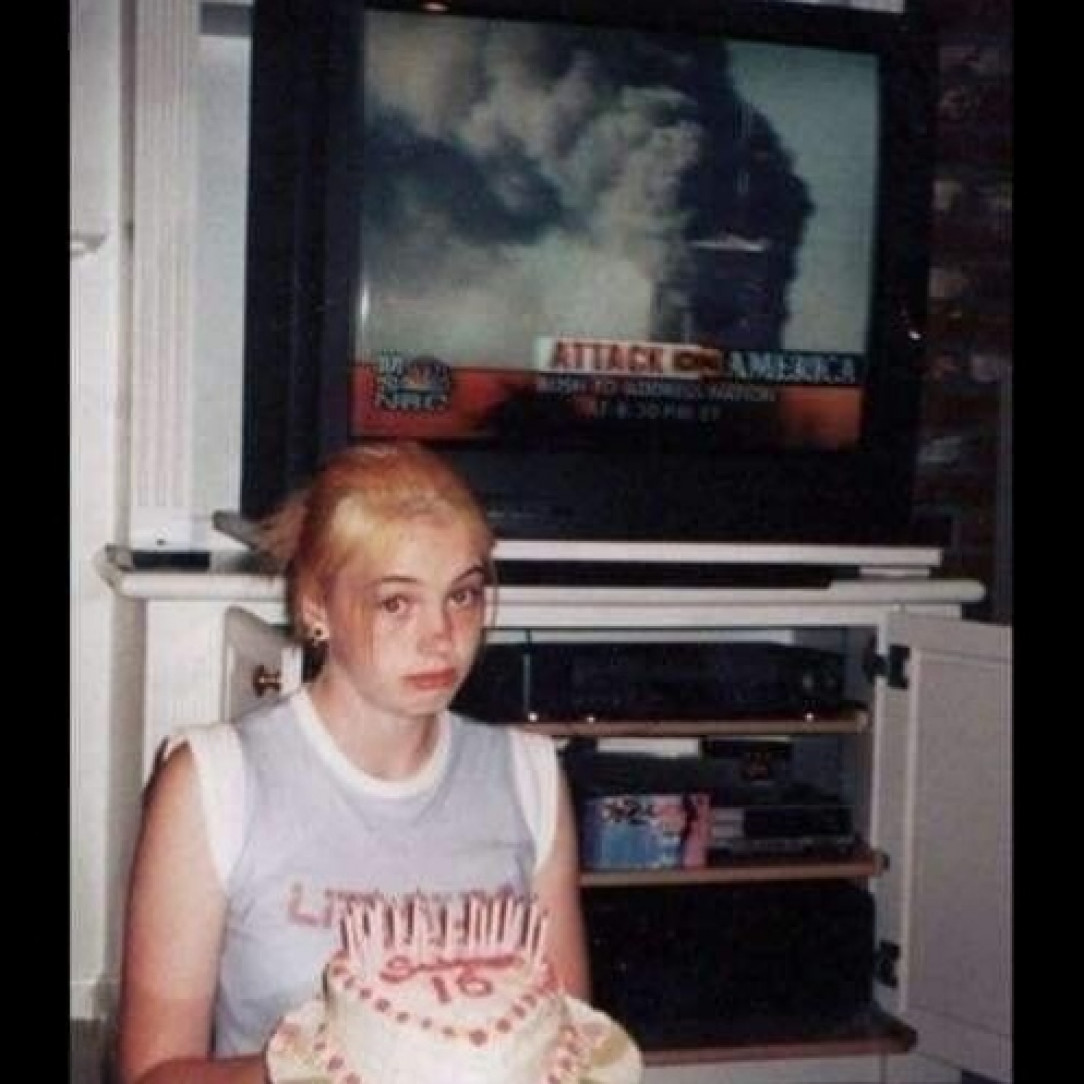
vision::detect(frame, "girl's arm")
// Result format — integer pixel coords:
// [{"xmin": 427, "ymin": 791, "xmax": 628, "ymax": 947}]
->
[
  {"xmin": 115, "ymin": 747, "xmax": 266, "ymax": 1084},
  {"xmin": 531, "ymin": 768, "xmax": 592, "ymax": 1001}
]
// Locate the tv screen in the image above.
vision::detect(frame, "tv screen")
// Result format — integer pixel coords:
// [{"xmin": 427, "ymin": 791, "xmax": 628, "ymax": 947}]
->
[{"xmin": 242, "ymin": 0, "xmax": 936, "ymax": 545}]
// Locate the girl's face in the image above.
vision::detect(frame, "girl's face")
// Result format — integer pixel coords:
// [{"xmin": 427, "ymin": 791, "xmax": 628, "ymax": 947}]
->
[{"xmin": 312, "ymin": 516, "xmax": 489, "ymax": 725}]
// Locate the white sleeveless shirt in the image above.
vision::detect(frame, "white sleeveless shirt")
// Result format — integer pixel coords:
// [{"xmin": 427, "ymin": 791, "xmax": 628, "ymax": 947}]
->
[{"xmin": 161, "ymin": 688, "xmax": 559, "ymax": 1055}]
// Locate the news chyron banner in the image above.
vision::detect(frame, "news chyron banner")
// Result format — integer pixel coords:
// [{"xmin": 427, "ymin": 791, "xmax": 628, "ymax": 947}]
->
[{"xmin": 352, "ymin": 337, "xmax": 866, "ymax": 449}]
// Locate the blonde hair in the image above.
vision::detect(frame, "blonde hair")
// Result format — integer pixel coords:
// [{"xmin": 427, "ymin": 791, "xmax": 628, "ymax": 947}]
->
[{"xmin": 257, "ymin": 441, "xmax": 496, "ymax": 639}]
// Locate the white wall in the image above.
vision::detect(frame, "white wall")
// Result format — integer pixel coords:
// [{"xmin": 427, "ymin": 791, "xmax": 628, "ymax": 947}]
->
[
  {"xmin": 193, "ymin": 28, "xmax": 249, "ymax": 535},
  {"xmin": 70, "ymin": 0, "xmax": 127, "ymax": 1019}
]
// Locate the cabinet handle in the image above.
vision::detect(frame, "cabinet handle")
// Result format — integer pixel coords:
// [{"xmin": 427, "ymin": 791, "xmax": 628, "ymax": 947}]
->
[{"xmin": 251, "ymin": 664, "xmax": 283, "ymax": 698}]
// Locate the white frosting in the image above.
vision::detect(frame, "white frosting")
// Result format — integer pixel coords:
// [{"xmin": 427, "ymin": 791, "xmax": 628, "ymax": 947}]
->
[{"xmin": 308, "ymin": 894, "xmax": 591, "ymax": 1084}]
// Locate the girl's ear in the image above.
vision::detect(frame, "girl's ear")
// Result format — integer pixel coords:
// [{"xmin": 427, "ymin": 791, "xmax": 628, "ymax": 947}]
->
[{"xmin": 299, "ymin": 594, "xmax": 329, "ymax": 640}]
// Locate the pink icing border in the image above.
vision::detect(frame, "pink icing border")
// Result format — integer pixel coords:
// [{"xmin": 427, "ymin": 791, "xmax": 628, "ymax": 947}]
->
[{"xmin": 268, "ymin": 976, "xmax": 593, "ymax": 1084}]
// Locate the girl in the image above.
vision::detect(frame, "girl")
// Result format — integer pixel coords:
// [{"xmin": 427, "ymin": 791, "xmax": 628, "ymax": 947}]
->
[{"xmin": 116, "ymin": 441, "xmax": 589, "ymax": 1084}]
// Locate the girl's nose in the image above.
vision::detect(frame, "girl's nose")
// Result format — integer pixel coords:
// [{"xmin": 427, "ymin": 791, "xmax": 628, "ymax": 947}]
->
[{"xmin": 418, "ymin": 604, "xmax": 453, "ymax": 650}]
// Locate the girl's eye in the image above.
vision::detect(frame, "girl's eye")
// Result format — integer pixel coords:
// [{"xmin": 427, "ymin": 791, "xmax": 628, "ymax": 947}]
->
[
  {"xmin": 449, "ymin": 584, "xmax": 484, "ymax": 609},
  {"xmin": 378, "ymin": 594, "xmax": 411, "ymax": 615}
]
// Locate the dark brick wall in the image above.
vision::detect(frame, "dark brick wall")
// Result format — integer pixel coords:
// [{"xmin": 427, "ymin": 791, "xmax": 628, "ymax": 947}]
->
[{"xmin": 911, "ymin": 0, "xmax": 1012, "ymax": 619}]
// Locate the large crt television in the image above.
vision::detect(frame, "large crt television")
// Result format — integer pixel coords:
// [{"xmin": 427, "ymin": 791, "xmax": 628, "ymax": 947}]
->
[{"xmin": 241, "ymin": 0, "xmax": 937, "ymax": 544}]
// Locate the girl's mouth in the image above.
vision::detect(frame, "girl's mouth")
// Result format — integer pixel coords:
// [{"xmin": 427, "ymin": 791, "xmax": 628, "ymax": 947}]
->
[{"xmin": 404, "ymin": 668, "xmax": 458, "ymax": 692}]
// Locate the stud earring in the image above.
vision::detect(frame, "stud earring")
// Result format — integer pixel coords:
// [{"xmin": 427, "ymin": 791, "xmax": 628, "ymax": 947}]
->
[{"xmin": 307, "ymin": 623, "xmax": 328, "ymax": 646}]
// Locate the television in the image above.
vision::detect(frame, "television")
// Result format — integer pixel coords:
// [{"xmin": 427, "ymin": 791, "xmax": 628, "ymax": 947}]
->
[{"xmin": 241, "ymin": 0, "xmax": 937, "ymax": 547}]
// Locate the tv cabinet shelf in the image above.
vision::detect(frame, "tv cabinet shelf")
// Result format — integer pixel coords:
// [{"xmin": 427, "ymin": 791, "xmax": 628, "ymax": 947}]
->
[
  {"xmin": 641, "ymin": 1009, "xmax": 917, "ymax": 1066},
  {"xmin": 522, "ymin": 705, "xmax": 869, "ymax": 739},
  {"xmin": 581, "ymin": 842, "xmax": 884, "ymax": 888}
]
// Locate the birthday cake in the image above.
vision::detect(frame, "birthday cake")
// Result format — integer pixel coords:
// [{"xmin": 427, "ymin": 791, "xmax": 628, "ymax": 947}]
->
[{"xmin": 267, "ymin": 892, "xmax": 642, "ymax": 1084}]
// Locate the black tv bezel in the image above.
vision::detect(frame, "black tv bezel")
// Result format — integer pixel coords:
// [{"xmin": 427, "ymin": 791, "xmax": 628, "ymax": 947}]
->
[{"xmin": 241, "ymin": 0, "xmax": 937, "ymax": 544}]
